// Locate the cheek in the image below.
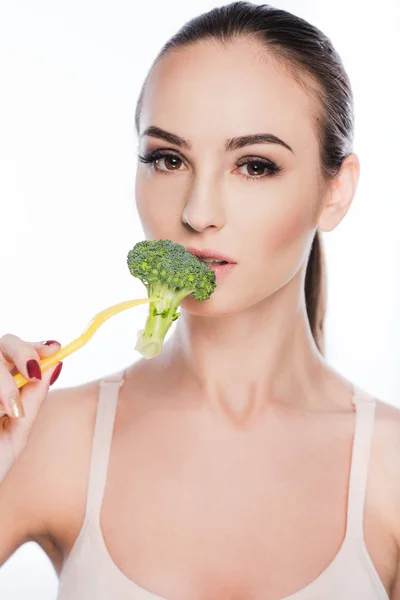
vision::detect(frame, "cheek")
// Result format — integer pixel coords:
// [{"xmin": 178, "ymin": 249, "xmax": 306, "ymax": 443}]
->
[
  {"xmin": 243, "ymin": 191, "xmax": 317, "ymax": 293},
  {"xmin": 254, "ymin": 179, "xmax": 318, "ymax": 258},
  {"xmin": 263, "ymin": 199, "xmax": 312, "ymax": 253},
  {"xmin": 135, "ymin": 170, "xmax": 182, "ymax": 238}
]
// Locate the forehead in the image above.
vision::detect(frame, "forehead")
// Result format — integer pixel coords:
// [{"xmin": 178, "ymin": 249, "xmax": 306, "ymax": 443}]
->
[{"xmin": 140, "ymin": 38, "xmax": 319, "ymax": 154}]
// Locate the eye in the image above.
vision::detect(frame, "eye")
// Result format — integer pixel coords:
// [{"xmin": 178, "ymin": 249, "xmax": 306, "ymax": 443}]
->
[
  {"xmin": 235, "ymin": 157, "xmax": 283, "ymax": 180},
  {"xmin": 138, "ymin": 150, "xmax": 187, "ymax": 174},
  {"xmin": 138, "ymin": 149, "xmax": 283, "ymax": 180},
  {"xmin": 157, "ymin": 154, "xmax": 185, "ymax": 171}
]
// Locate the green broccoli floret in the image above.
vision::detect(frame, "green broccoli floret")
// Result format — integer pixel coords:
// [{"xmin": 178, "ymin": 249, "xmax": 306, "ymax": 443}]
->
[{"xmin": 127, "ymin": 239, "xmax": 216, "ymax": 359}]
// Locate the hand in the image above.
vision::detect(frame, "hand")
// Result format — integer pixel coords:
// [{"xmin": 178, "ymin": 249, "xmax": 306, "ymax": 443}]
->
[{"xmin": 0, "ymin": 335, "xmax": 63, "ymax": 482}]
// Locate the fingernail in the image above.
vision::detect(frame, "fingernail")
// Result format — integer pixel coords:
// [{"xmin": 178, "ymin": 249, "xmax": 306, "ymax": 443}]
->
[
  {"xmin": 50, "ymin": 362, "xmax": 63, "ymax": 386},
  {"xmin": 27, "ymin": 359, "xmax": 42, "ymax": 380},
  {"xmin": 44, "ymin": 340, "xmax": 59, "ymax": 346},
  {"xmin": 9, "ymin": 395, "xmax": 25, "ymax": 418}
]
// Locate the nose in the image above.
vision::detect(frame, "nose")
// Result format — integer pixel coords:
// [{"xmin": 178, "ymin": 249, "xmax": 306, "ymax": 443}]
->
[{"xmin": 181, "ymin": 174, "xmax": 226, "ymax": 233}]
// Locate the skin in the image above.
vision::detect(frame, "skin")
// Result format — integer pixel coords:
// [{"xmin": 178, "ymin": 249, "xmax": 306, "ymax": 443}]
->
[
  {"xmin": 135, "ymin": 37, "xmax": 360, "ymax": 424},
  {"xmin": 3, "ymin": 35, "xmax": 400, "ymax": 600}
]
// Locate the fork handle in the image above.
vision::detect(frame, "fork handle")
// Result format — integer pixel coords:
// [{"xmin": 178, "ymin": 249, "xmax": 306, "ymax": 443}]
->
[{"xmin": 13, "ymin": 297, "xmax": 154, "ymax": 389}]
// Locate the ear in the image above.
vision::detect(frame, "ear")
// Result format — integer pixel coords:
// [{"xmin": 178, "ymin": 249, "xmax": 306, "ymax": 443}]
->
[{"xmin": 318, "ymin": 152, "xmax": 360, "ymax": 232}]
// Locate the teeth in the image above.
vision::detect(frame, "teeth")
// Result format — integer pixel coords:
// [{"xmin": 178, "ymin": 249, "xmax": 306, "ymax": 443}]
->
[{"xmin": 200, "ymin": 258, "xmax": 226, "ymax": 265}]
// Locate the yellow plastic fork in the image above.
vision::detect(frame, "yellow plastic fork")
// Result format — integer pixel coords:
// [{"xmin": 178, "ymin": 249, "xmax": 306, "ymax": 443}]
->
[{"xmin": 13, "ymin": 298, "xmax": 157, "ymax": 389}]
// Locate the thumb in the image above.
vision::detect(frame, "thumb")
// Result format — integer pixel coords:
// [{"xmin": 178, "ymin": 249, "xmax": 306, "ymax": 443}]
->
[{"xmin": 10, "ymin": 359, "xmax": 63, "ymax": 443}]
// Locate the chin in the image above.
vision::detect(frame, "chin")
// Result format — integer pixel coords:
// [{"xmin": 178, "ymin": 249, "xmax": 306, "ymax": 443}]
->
[{"xmin": 179, "ymin": 292, "xmax": 245, "ymax": 317}]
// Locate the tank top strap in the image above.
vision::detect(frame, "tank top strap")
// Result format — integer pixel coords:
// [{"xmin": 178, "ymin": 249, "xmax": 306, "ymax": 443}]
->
[
  {"xmin": 83, "ymin": 367, "xmax": 128, "ymax": 525},
  {"xmin": 346, "ymin": 382, "xmax": 377, "ymax": 540}
]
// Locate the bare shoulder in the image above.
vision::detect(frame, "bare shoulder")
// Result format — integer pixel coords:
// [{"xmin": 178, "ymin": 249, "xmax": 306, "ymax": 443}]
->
[
  {"xmin": 374, "ymin": 394, "xmax": 400, "ymax": 438},
  {"xmin": 0, "ymin": 374, "xmax": 103, "ymax": 567},
  {"xmin": 369, "ymin": 394, "xmax": 400, "ymax": 546},
  {"xmin": 373, "ymin": 395, "xmax": 400, "ymax": 461}
]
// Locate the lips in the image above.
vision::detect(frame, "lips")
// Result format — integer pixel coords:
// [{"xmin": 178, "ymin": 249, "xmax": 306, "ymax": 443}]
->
[{"xmin": 185, "ymin": 247, "xmax": 236, "ymax": 264}]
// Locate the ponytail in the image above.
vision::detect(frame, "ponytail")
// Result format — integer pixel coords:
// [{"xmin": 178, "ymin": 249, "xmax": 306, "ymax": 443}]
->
[{"xmin": 305, "ymin": 230, "xmax": 326, "ymax": 355}]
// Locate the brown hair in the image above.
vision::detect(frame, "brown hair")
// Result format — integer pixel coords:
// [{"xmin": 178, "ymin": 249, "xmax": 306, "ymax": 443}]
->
[{"xmin": 134, "ymin": 2, "xmax": 355, "ymax": 355}]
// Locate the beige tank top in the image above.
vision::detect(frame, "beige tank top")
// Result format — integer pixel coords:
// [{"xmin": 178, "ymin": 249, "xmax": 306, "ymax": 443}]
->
[{"xmin": 56, "ymin": 370, "xmax": 390, "ymax": 600}]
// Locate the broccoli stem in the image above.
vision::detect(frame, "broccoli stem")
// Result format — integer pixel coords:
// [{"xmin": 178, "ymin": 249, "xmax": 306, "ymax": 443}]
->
[{"xmin": 134, "ymin": 283, "xmax": 192, "ymax": 359}]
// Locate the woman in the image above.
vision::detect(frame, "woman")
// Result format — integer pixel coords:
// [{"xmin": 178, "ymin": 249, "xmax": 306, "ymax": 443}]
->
[{"xmin": 0, "ymin": 2, "xmax": 399, "ymax": 599}]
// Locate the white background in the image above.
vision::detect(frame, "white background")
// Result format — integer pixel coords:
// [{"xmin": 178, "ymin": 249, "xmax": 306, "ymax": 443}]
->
[{"xmin": 0, "ymin": 0, "xmax": 399, "ymax": 597}]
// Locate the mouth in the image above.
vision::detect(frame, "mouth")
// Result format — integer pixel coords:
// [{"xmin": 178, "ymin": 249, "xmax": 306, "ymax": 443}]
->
[
  {"xmin": 185, "ymin": 247, "xmax": 236, "ymax": 265},
  {"xmin": 199, "ymin": 258, "xmax": 229, "ymax": 266}
]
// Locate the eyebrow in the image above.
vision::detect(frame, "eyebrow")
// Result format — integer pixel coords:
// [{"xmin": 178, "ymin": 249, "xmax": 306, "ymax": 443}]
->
[{"xmin": 141, "ymin": 125, "xmax": 295, "ymax": 155}]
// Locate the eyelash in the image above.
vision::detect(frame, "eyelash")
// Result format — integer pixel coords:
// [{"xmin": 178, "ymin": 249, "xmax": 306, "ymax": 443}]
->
[{"xmin": 137, "ymin": 148, "xmax": 283, "ymax": 181}]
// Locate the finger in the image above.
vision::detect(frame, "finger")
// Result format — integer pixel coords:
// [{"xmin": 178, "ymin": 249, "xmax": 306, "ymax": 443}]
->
[
  {"xmin": 0, "ymin": 334, "xmax": 43, "ymax": 381},
  {"xmin": 0, "ymin": 360, "xmax": 24, "ymax": 418},
  {"xmin": 0, "ymin": 337, "xmax": 62, "ymax": 417},
  {"xmin": 0, "ymin": 361, "xmax": 63, "ymax": 455},
  {"xmin": 14, "ymin": 361, "xmax": 63, "ymax": 429},
  {"xmin": 1, "ymin": 336, "xmax": 61, "ymax": 379},
  {"xmin": 32, "ymin": 340, "xmax": 62, "ymax": 363}
]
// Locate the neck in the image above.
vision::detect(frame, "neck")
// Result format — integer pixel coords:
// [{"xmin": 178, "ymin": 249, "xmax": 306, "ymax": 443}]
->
[{"xmin": 161, "ymin": 271, "xmax": 328, "ymax": 426}]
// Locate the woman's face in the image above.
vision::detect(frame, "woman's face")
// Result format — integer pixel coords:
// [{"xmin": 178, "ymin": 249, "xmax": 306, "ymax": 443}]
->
[{"xmin": 135, "ymin": 38, "xmax": 327, "ymax": 315}]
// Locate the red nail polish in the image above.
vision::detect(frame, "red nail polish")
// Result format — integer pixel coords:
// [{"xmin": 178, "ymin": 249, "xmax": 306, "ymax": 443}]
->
[
  {"xmin": 44, "ymin": 340, "xmax": 59, "ymax": 346},
  {"xmin": 50, "ymin": 362, "xmax": 63, "ymax": 386},
  {"xmin": 27, "ymin": 359, "xmax": 42, "ymax": 380}
]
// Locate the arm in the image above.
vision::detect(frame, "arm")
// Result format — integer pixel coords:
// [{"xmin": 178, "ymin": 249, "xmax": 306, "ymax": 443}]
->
[
  {"xmin": 0, "ymin": 383, "xmax": 98, "ymax": 568},
  {"xmin": 372, "ymin": 400, "xmax": 400, "ymax": 599}
]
